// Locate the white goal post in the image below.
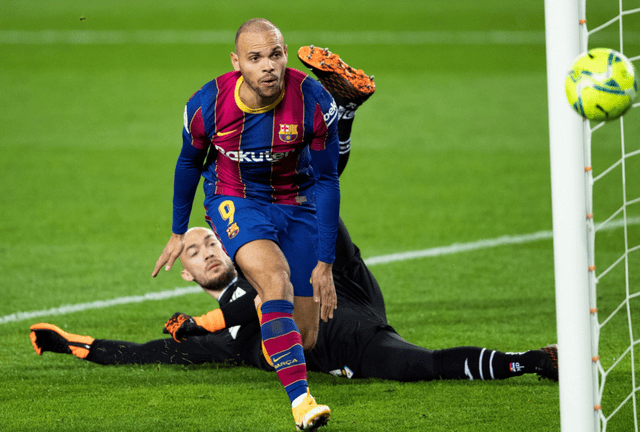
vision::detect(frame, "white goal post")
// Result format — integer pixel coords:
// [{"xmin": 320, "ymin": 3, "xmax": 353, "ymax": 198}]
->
[{"xmin": 544, "ymin": 1, "xmax": 598, "ymax": 431}]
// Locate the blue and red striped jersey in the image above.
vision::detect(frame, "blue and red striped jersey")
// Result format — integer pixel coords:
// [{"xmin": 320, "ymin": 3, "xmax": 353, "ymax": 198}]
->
[{"xmin": 173, "ymin": 68, "xmax": 340, "ymax": 263}]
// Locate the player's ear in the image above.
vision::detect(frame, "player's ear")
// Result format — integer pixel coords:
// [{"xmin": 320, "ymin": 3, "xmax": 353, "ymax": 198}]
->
[
  {"xmin": 230, "ymin": 52, "xmax": 240, "ymax": 71},
  {"xmin": 181, "ymin": 269, "xmax": 195, "ymax": 282}
]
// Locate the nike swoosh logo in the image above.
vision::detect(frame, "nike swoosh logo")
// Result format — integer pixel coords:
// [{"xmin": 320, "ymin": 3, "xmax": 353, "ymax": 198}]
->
[
  {"xmin": 216, "ymin": 129, "xmax": 237, "ymax": 136},
  {"xmin": 272, "ymin": 352, "xmax": 290, "ymax": 363},
  {"xmin": 464, "ymin": 358, "xmax": 474, "ymax": 381}
]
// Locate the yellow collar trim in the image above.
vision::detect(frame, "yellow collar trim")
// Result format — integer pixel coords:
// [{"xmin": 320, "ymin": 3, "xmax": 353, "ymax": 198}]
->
[{"xmin": 234, "ymin": 76, "xmax": 285, "ymax": 114}]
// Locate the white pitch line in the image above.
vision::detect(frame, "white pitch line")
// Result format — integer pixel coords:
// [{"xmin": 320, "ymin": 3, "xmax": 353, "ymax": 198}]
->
[
  {"xmin": 365, "ymin": 216, "xmax": 640, "ymax": 266},
  {"xmin": 0, "ymin": 30, "xmax": 547, "ymax": 45},
  {"xmin": 3, "ymin": 217, "xmax": 639, "ymax": 325},
  {"xmin": 363, "ymin": 230, "xmax": 554, "ymax": 266},
  {"xmin": 1, "ymin": 286, "xmax": 202, "ymax": 325}
]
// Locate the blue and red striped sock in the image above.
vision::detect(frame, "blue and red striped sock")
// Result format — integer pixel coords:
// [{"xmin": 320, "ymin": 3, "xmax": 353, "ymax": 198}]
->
[{"xmin": 260, "ymin": 299, "xmax": 308, "ymax": 405}]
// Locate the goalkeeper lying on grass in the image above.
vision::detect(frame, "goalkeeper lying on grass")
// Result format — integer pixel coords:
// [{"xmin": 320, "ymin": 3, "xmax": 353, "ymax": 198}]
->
[{"xmin": 30, "ymin": 221, "xmax": 558, "ymax": 383}]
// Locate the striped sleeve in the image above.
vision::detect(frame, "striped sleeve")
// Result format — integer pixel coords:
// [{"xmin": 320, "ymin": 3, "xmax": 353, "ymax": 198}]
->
[{"xmin": 310, "ymin": 87, "xmax": 340, "ymax": 263}]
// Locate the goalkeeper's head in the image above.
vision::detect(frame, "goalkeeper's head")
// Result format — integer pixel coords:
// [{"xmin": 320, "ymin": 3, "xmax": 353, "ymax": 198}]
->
[{"xmin": 179, "ymin": 227, "xmax": 237, "ymax": 292}]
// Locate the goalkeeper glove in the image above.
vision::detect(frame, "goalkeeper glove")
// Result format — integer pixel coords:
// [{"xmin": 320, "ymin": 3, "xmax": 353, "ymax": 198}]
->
[{"xmin": 163, "ymin": 309, "xmax": 226, "ymax": 342}]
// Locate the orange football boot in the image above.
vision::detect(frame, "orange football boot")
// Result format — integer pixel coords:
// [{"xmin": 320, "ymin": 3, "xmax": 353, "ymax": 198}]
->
[{"xmin": 297, "ymin": 45, "xmax": 375, "ymax": 107}]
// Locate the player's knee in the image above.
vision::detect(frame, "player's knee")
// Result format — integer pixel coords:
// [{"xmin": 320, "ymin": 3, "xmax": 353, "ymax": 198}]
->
[
  {"xmin": 296, "ymin": 318, "xmax": 318, "ymax": 351},
  {"xmin": 250, "ymin": 268, "xmax": 293, "ymax": 301},
  {"xmin": 292, "ymin": 296, "xmax": 319, "ymax": 350},
  {"xmin": 267, "ymin": 270, "xmax": 293, "ymax": 299},
  {"xmin": 300, "ymin": 329, "xmax": 317, "ymax": 351}
]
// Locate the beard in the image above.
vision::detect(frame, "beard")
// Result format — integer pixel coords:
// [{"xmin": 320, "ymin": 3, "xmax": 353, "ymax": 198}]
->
[
  {"xmin": 195, "ymin": 264, "xmax": 238, "ymax": 291},
  {"xmin": 244, "ymin": 74, "xmax": 282, "ymax": 100}
]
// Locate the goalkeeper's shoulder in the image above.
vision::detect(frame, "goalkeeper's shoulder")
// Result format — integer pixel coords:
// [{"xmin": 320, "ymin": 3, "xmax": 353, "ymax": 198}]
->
[
  {"xmin": 218, "ymin": 277, "xmax": 258, "ymax": 305},
  {"xmin": 215, "ymin": 278, "xmax": 260, "ymax": 328}
]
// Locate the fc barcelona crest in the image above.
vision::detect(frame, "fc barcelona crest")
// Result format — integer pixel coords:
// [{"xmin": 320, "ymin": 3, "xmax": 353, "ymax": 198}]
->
[
  {"xmin": 279, "ymin": 124, "xmax": 298, "ymax": 142},
  {"xmin": 226, "ymin": 222, "xmax": 239, "ymax": 239}
]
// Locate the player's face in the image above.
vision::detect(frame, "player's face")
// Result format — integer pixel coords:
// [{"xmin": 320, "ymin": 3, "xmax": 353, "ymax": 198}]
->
[
  {"xmin": 231, "ymin": 29, "xmax": 288, "ymax": 107},
  {"xmin": 180, "ymin": 228, "xmax": 237, "ymax": 290}
]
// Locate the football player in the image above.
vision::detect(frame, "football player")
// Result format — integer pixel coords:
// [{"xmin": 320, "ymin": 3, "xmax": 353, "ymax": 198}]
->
[
  {"xmin": 151, "ymin": 19, "xmax": 346, "ymax": 430},
  {"xmin": 151, "ymin": 19, "xmax": 351, "ymax": 429}
]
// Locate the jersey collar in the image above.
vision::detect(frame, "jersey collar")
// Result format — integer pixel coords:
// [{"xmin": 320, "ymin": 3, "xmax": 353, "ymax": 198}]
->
[{"xmin": 217, "ymin": 276, "xmax": 239, "ymax": 301}]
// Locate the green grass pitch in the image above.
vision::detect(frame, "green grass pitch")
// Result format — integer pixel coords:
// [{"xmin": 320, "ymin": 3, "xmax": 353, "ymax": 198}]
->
[{"xmin": 1, "ymin": 1, "xmax": 639, "ymax": 431}]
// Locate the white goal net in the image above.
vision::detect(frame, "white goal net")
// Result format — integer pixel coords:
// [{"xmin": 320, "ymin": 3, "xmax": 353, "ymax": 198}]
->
[
  {"xmin": 546, "ymin": 0, "xmax": 640, "ymax": 431},
  {"xmin": 583, "ymin": 2, "xmax": 640, "ymax": 430}
]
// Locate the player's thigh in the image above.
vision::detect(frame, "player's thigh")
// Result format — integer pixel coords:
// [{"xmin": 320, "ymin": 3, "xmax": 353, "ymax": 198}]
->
[
  {"xmin": 275, "ymin": 206, "xmax": 320, "ymax": 348},
  {"xmin": 236, "ymin": 239, "xmax": 294, "ymax": 302},
  {"xmin": 293, "ymin": 295, "xmax": 319, "ymax": 351},
  {"xmin": 204, "ymin": 195, "xmax": 291, "ymax": 297},
  {"xmin": 275, "ymin": 205, "xmax": 318, "ymax": 298}
]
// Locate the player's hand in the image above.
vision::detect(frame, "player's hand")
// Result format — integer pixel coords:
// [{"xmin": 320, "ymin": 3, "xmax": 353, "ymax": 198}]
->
[
  {"xmin": 311, "ymin": 261, "xmax": 337, "ymax": 322},
  {"xmin": 163, "ymin": 312, "xmax": 210, "ymax": 342},
  {"xmin": 152, "ymin": 233, "xmax": 185, "ymax": 277}
]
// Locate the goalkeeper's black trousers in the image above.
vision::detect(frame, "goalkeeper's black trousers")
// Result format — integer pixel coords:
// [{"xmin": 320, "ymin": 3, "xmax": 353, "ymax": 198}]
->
[
  {"xmin": 87, "ymin": 331, "xmax": 270, "ymax": 370},
  {"xmin": 87, "ymin": 330, "xmax": 542, "ymax": 381},
  {"xmin": 359, "ymin": 329, "xmax": 541, "ymax": 381}
]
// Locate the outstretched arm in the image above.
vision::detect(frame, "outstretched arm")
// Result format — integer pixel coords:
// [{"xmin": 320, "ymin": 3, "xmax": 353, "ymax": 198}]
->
[
  {"xmin": 152, "ymin": 96, "xmax": 210, "ymax": 277},
  {"xmin": 164, "ymin": 283, "xmax": 259, "ymax": 341}
]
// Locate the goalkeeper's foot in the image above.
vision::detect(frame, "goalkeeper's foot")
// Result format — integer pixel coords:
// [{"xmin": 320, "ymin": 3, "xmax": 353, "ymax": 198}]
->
[
  {"xmin": 292, "ymin": 390, "xmax": 331, "ymax": 431},
  {"xmin": 535, "ymin": 344, "xmax": 558, "ymax": 382},
  {"xmin": 297, "ymin": 46, "xmax": 375, "ymax": 109},
  {"xmin": 30, "ymin": 323, "xmax": 94, "ymax": 359}
]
